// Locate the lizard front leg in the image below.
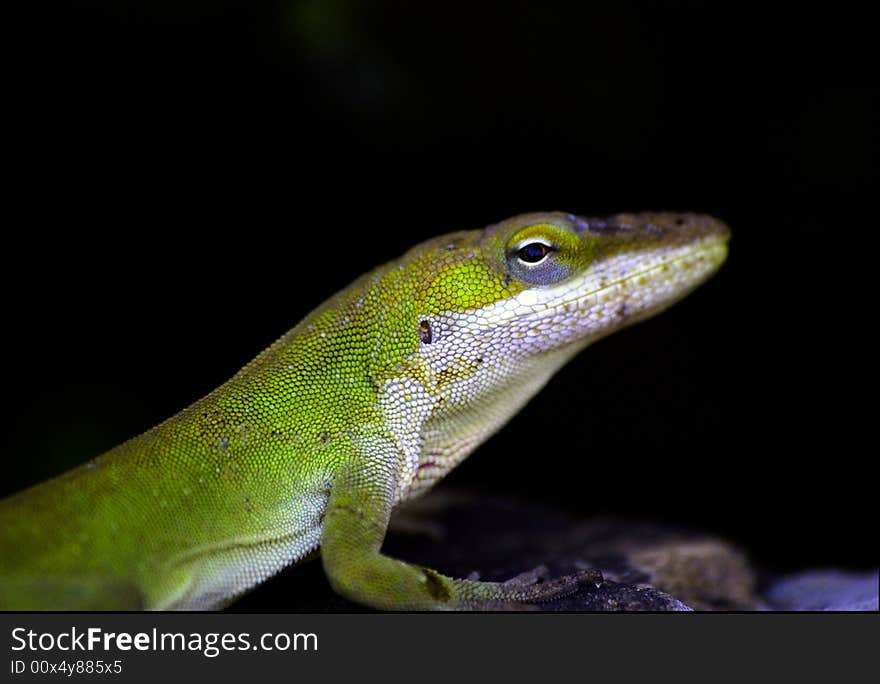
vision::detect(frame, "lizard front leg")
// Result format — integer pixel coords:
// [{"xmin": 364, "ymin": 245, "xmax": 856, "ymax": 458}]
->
[{"xmin": 320, "ymin": 439, "xmax": 598, "ymax": 610}]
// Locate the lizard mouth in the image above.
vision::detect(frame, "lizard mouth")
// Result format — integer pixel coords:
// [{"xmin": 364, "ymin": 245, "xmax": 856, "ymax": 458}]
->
[
  {"xmin": 575, "ymin": 236, "xmax": 729, "ymax": 304},
  {"xmin": 563, "ymin": 236, "xmax": 729, "ymax": 330},
  {"xmin": 513, "ymin": 233, "xmax": 729, "ymax": 313}
]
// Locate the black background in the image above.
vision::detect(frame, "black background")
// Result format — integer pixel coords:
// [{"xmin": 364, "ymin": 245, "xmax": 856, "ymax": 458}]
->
[{"xmin": 4, "ymin": 0, "xmax": 875, "ymax": 582}]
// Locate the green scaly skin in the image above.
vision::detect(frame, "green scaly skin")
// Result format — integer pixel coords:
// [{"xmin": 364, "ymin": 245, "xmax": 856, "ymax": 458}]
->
[{"xmin": 0, "ymin": 211, "xmax": 729, "ymax": 610}]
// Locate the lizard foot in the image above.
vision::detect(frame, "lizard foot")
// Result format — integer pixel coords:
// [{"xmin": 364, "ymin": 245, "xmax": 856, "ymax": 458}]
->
[{"xmin": 461, "ymin": 567, "xmax": 604, "ymax": 610}]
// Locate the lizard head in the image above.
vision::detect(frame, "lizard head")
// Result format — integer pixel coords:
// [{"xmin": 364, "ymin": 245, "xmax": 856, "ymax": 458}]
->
[
  {"xmin": 411, "ymin": 211, "xmax": 730, "ymax": 360},
  {"xmin": 401, "ymin": 211, "xmax": 730, "ymax": 498}
]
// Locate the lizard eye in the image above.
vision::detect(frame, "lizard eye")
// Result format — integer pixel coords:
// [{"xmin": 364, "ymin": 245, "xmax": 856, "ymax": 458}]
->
[
  {"xmin": 517, "ymin": 242, "xmax": 554, "ymax": 264},
  {"xmin": 504, "ymin": 222, "xmax": 575, "ymax": 286}
]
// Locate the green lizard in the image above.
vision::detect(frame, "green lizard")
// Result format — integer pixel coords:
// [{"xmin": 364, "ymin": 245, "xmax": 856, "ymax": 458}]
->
[{"xmin": 0, "ymin": 211, "xmax": 729, "ymax": 610}]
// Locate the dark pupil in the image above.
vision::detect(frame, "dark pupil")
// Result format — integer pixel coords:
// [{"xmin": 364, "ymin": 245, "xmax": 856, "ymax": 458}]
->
[{"xmin": 518, "ymin": 243, "xmax": 549, "ymax": 263}]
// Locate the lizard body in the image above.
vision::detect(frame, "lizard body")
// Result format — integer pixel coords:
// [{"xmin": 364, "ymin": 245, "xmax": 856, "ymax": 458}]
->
[{"xmin": 0, "ymin": 211, "xmax": 729, "ymax": 610}]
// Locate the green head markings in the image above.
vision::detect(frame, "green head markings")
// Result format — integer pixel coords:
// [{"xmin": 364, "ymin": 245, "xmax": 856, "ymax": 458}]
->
[{"xmin": 412, "ymin": 215, "xmax": 594, "ymax": 316}]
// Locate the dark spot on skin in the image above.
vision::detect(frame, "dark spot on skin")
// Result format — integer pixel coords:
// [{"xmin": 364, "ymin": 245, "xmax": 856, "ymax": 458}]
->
[
  {"xmin": 502, "ymin": 275, "xmax": 512, "ymax": 289},
  {"xmin": 320, "ymin": 432, "xmax": 329, "ymax": 444},
  {"xmin": 421, "ymin": 567, "xmax": 452, "ymax": 603},
  {"xmin": 674, "ymin": 217, "xmax": 685, "ymax": 226},
  {"xmin": 328, "ymin": 502, "xmax": 365, "ymax": 521},
  {"xmin": 316, "ymin": 489, "xmax": 331, "ymax": 526},
  {"xmin": 419, "ymin": 320, "xmax": 433, "ymax": 344},
  {"xmin": 616, "ymin": 303, "xmax": 629, "ymax": 319},
  {"xmin": 476, "ymin": 357, "xmax": 484, "ymax": 364}
]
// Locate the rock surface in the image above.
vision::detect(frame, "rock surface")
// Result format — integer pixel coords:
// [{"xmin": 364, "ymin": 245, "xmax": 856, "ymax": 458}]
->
[
  {"xmin": 232, "ymin": 492, "xmax": 877, "ymax": 611},
  {"xmin": 765, "ymin": 571, "xmax": 879, "ymax": 611}
]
